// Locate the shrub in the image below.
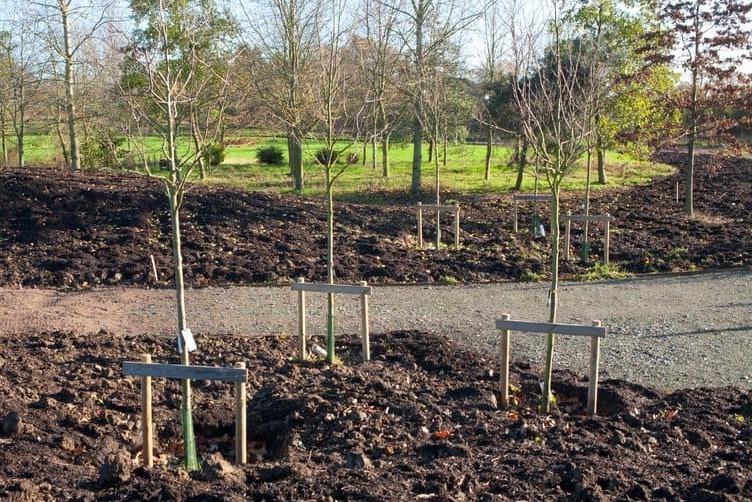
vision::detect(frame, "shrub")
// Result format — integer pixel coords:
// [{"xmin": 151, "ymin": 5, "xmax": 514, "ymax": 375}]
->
[
  {"xmin": 256, "ymin": 145, "xmax": 285, "ymax": 165},
  {"xmin": 315, "ymin": 148, "xmax": 339, "ymax": 166},
  {"xmin": 203, "ymin": 143, "xmax": 225, "ymax": 167}
]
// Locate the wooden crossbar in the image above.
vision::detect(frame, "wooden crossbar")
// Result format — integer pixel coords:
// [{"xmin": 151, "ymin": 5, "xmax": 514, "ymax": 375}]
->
[
  {"xmin": 416, "ymin": 202, "xmax": 461, "ymax": 249},
  {"xmin": 418, "ymin": 203, "xmax": 459, "ymax": 211},
  {"xmin": 124, "ymin": 356, "xmax": 248, "ymax": 468},
  {"xmin": 123, "ymin": 362, "xmax": 248, "ymax": 382},
  {"xmin": 294, "ymin": 278, "xmax": 371, "ymax": 362},
  {"xmin": 291, "ymin": 282, "xmax": 371, "ymax": 296},
  {"xmin": 495, "ymin": 315, "xmax": 605, "ymax": 415},
  {"xmin": 562, "ymin": 214, "xmax": 614, "ymax": 223},
  {"xmin": 495, "ymin": 319, "xmax": 606, "ymax": 337},
  {"xmin": 513, "ymin": 194, "xmax": 553, "ymax": 202}
]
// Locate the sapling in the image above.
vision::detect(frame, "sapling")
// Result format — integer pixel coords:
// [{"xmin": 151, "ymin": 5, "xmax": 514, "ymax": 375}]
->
[
  {"xmin": 512, "ymin": 0, "xmax": 595, "ymax": 411},
  {"xmin": 118, "ymin": 0, "xmax": 231, "ymax": 470}
]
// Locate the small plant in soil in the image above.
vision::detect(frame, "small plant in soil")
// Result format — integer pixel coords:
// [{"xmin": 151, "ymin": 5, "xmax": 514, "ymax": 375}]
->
[{"xmin": 439, "ymin": 275, "xmax": 459, "ymax": 285}]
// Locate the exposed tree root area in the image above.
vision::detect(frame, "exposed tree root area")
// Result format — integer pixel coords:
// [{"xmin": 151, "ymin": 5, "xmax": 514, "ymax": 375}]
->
[
  {"xmin": 0, "ymin": 330, "xmax": 750, "ymax": 500},
  {"xmin": 0, "ymin": 152, "xmax": 749, "ymax": 289}
]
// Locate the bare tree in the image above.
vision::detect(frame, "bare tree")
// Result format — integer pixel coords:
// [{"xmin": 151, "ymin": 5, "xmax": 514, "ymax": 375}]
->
[
  {"xmin": 0, "ymin": 22, "xmax": 45, "ymax": 168},
  {"xmin": 385, "ymin": 0, "xmax": 479, "ymax": 194},
  {"xmin": 240, "ymin": 0, "xmax": 322, "ymax": 194},
  {"xmin": 119, "ymin": 0, "xmax": 232, "ymax": 470},
  {"xmin": 357, "ymin": 0, "xmax": 406, "ymax": 177},
  {"xmin": 313, "ymin": 0, "xmax": 369, "ymax": 362},
  {"xmin": 513, "ymin": 0, "xmax": 595, "ymax": 411},
  {"xmin": 661, "ymin": 0, "xmax": 751, "ymax": 217},
  {"xmin": 31, "ymin": 0, "xmax": 111, "ymax": 173}
]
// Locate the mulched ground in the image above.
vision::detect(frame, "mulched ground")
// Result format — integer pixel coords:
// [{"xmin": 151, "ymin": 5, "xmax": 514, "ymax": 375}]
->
[
  {"xmin": 0, "ymin": 152, "xmax": 750, "ymax": 289},
  {"xmin": 0, "ymin": 330, "xmax": 749, "ymax": 500}
]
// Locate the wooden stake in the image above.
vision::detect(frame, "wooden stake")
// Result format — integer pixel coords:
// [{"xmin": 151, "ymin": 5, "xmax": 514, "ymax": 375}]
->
[
  {"xmin": 454, "ymin": 202, "xmax": 460, "ymax": 249},
  {"xmin": 513, "ymin": 199, "xmax": 518, "ymax": 233},
  {"xmin": 140, "ymin": 353, "xmax": 153, "ymax": 468},
  {"xmin": 587, "ymin": 320, "xmax": 602, "ymax": 415},
  {"xmin": 564, "ymin": 211, "xmax": 571, "ymax": 261},
  {"xmin": 234, "ymin": 362, "xmax": 247, "ymax": 465},
  {"xmin": 675, "ymin": 181, "xmax": 679, "ymax": 203},
  {"xmin": 604, "ymin": 217, "xmax": 610, "ymax": 264},
  {"xmin": 359, "ymin": 281, "xmax": 370, "ymax": 362},
  {"xmin": 297, "ymin": 277, "xmax": 307, "ymax": 359},
  {"xmin": 417, "ymin": 202, "xmax": 423, "ymax": 249},
  {"xmin": 149, "ymin": 255, "xmax": 159, "ymax": 284},
  {"xmin": 500, "ymin": 313, "xmax": 511, "ymax": 409}
]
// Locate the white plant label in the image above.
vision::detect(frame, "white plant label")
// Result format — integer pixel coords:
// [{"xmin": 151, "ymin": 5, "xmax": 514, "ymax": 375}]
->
[{"xmin": 178, "ymin": 328, "xmax": 197, "ymax": 353}]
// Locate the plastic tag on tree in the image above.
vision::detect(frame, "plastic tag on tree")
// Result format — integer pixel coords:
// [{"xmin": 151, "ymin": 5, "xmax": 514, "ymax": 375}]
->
[
  {"xmin": 538, "ymin": 224, "xmax": 546, "ymax": 237},
  {"xmin": 177, "ymin": 328, "xmax": 198, "ymax": 353}
]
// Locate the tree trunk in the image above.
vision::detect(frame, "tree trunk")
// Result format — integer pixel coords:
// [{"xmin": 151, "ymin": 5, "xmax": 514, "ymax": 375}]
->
[
  {"xmin": 514, "ymin": 137, "xmax": 527, "ymax": 191},
  {"xmin": 411, "ymin": 119, "xmax": 422, "ymax": 194},
  {"xmin": 371, "ymin": 138, "xmax": 377, "ymax": 170},
  {"xmin": 428, "ymin": 139, "xmax": 434, "ymax": 163},
  {"xmin": 484, "ymin": 126, "xmax": 492, "ymax": 181},
  {"xmin": 685, "ymin": 39, "xmax": 699, "ymax": 218},
  {"xmin": 542, "ymin": 184, "xmax": 561, "ymax": 412},
  {"xmin": 381, "ymin": 136, "xmax": 390, "ymax": 178},
  {"xmin": 55, "ymin": 104, "xmax": 69, "ymax": 169},
  {"xmin": 584, "ymin": 148, "xmax": 592, "ymax": 244},
  {"xmin": 289, "ymin": 133, "xmax": 304, "ymax": 193},
  {"xmin": 434, "ymin": 137, "xmax": 441, "ymax": 250},
  {"xmin": 16, "ymin": 108, "xmax": 24, "ymax": 168},
  {"xmin": 596, "ymin": 140, "xmax": 607, "ymax": 185},
  {"xmin": 61, "ymin": 3, "xmax": 81, "ymax": 173},
  {"xmin": 0, "ymin": 110, "xmax": 7, "ymax": 167},
  {"xmin": 168, "ymin": 186, "xmax": 198, "ymax": 471},
  {"xmin": 325, "ymin": 173, "xmax": 336, "ymax": 364},
  {"xmin": 362, "ymin": 140, "xmax": 367, "ymax": 166}
]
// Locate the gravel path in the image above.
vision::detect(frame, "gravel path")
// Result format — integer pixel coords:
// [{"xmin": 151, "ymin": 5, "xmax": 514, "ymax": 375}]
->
[{"xmin": 1, "ymin": 269, "xmax": 750, "ymax": 390}]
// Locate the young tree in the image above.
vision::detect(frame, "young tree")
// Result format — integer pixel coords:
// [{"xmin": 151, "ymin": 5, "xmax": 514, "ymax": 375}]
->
[
  {"xmin": 479, "ymin": 0, "xmax": 505, "ymax": 181},
  {"xmin": 513, "ymin": 0, "xmax": 595, "ymax": 411},
  {"xmin": 120, "ymin": 0, "xmax": 232, "ymax": 470},
  {"xmin": 314, "ymin": 0, "xmax": 368, "ymax": 363},
  {"xmin": 661, "ymin": 0, "xmax": 751, "ymax": 217}
]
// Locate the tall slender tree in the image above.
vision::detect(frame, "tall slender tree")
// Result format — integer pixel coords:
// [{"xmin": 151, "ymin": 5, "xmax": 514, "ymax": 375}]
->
[{"xmin": 661, "ymin": 0, "xmax": 751, "ymax": 217}]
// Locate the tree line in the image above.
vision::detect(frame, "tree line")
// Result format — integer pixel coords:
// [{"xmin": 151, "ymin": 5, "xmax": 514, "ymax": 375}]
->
[{"xmin": 0, "ymin": 0, "xmax": 749, "ymax": 209}]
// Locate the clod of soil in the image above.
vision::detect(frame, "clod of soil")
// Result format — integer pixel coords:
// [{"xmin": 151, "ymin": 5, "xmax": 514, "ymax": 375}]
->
[
  {"xmin": 1, "ymin": 152, "xmax": 750, "ymax": 289},
  {"xmin": 0, "ymin": 330, "xmax": 749, "ymax": 500}
]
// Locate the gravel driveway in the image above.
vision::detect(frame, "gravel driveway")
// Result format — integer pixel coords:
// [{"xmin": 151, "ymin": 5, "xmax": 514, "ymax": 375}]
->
[{"xmin": 1, "ymin": 269, "xmax": 750, "ymax": 390}]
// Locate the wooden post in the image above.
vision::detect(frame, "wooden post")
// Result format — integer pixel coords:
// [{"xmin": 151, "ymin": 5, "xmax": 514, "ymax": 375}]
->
[
  {"xmin": 454, "ymin": 202, "xmax": 460, "ymax": 249},
  {"xmin": 140, "ymin": 353, "xmax": 153, "ymax": 468},
  {"xmin": 587, "ymin": 320, "xmax": 602, "ymax": 415},
  {"xmin": 417, "ymin": 202, "xmax": 423, "ymax": 249},
  {"xmin": 359, "ymin": 281, "xmax": 370, "ymax": 362},
  {"xmin": 234, "ymin": 362, "xmax": 247, "ymax": 465},
  {"xmin": 513, "ymin": 199, "xmax": 518, "ymax": 233},
  {"xmin": 564, "ymin": 211, "xmax": 571, "ymax": 261},
  {"xmin": 604, "ymin": 216, "xmax": 610, "ymax": 264},
  {"xmin": 297, "ymin": 277, "xmax": 307, "ymax": 359},
  {"xmin": 675, "ymin": 181, "xmax": 679, "ymax": 203},
  {"xmin": 500, "ymin": 313, "xmax": 511, "ymax": 409}
]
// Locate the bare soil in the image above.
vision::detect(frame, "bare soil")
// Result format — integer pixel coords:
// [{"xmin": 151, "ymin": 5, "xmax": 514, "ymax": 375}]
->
[
  {"xmin": 0, "ymin": 152, "xmax": 750, "ymax": 289},
  {"xmin": 0, "ymin": 330, "xmax": 750, "ymax": 501}
]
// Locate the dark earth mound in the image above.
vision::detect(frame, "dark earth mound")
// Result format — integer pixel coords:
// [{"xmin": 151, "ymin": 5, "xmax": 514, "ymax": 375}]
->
[
  {"xmin": 0, "ymin": 152, "xmax": 750, "ymax": 289},
  {"xmin": 0, "ymin": 330, "xmax": 750, "ymax": 500}
]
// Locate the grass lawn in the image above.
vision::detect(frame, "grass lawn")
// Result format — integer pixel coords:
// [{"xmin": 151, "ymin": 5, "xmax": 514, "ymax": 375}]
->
[
  {"xmin": 9, "ymin": 133, "xmax": 675, "ymax": 199},
  {"xmin": 211, "ymin": 136, "xmax": 675, "ymax": 199}
]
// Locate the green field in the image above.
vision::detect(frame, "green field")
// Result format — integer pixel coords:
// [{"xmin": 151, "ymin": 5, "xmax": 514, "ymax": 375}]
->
[{"xmin": 6, "ymin": 133, "xmax": 675, "ymax": 198}]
